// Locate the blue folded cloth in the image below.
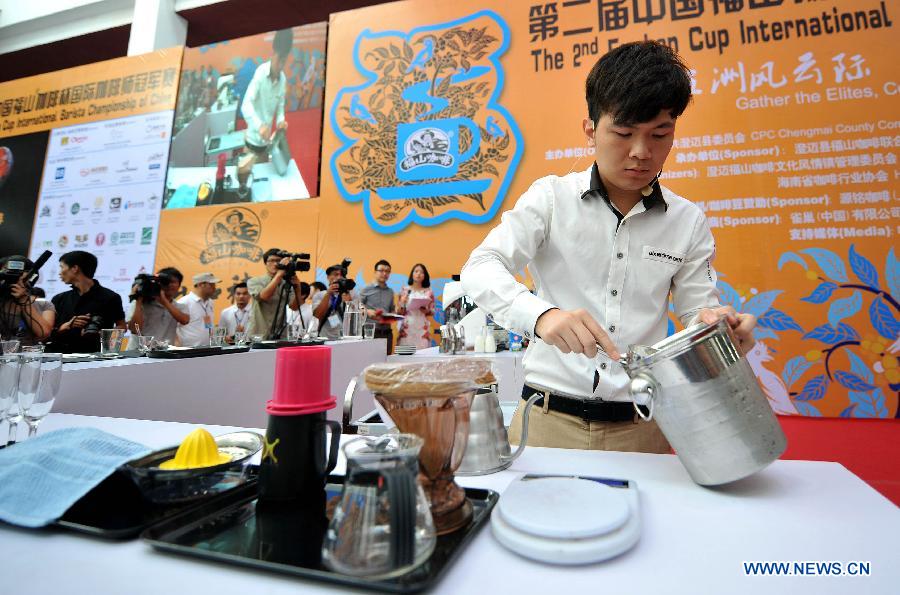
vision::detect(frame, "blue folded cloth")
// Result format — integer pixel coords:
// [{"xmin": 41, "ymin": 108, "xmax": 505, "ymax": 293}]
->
[{"xmin": 0, "ymin": 427, "xmax": 151, "ymax": 528}]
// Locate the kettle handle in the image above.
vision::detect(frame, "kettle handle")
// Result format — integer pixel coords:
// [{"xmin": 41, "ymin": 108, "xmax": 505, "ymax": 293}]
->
[
  {"xmin": 500, "ymin": 392, "xmax": 544, "ymax": 464},
  {"xmin": 342, "ymin": 375, "xmax": 360, "ymax": 434},
  {"xmin": 629, "ymin": 374, "xmax": 657, "ymax": 422},
  {"xmin": 322, "ymin": 420, "xmax": 342, "ymax": 475}
]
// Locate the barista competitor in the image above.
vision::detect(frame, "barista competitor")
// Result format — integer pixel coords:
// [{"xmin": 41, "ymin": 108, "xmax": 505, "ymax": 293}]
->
[{"xmin": 461, "ymin": 42, "xmax": 757, "ymax": 453}]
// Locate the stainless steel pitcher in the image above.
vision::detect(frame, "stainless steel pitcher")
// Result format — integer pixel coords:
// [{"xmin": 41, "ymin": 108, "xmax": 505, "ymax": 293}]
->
[
  {"xmin": 457, "ymin": 388, "xmax": 541, "ymax": 476},
  {"xmin": 622, "ymin": 317, "xmax": 787, "ymax": 486}
]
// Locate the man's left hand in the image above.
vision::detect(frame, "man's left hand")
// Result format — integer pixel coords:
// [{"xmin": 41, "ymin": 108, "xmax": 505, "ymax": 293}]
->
[{"xmin": 698, "ymin": 306, "xmax": 756, "ymax": 355}]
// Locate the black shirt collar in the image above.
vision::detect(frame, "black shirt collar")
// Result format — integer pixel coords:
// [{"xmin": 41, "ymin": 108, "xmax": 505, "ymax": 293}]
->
[{"xmin": 580, "ymin": 162, "xmax": 668, "ymax": 212}]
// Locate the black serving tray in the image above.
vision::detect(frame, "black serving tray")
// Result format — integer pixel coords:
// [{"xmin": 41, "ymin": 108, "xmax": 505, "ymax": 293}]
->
[
  {"xmin": 61, "ymin": 351, "xmax": 145, "ymax": 364},
  {"xmin": 143, "ymin": 476, "xmax": 498, "ymax": 593},
  {"xmin": 250, "ymin": 339, "xmax": 327, "ymax": 349},
  {"xmin": 147, "ymin": 345, "xmax": 250, "ymax": 359},
  {"xmin": 56, "ymin": 467, "xmax": 259, "ymax": 540}
]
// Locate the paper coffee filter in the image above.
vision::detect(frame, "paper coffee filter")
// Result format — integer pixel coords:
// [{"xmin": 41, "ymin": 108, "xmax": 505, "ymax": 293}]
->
[{"xmin": 363, "ymin": 358, "xmax": 497, "ymax": 397}]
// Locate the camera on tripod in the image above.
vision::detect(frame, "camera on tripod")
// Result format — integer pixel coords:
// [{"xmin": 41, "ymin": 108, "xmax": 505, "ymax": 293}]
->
[
  {"xmin": 274, "ymin": 251, "xmax": 311, "ymax": 278},
  {"xmin": 335, "ymin": 257, "xmax": 355, "ymax": 294},
  {"xmin": 129, "ymin": 271, "xmax": 174, "ymax": 302}
]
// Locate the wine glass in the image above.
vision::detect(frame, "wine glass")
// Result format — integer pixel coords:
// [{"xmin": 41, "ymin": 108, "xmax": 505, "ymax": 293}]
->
[
  {"xmin": 19, "ymin": 353, "xmax": 62, "ymax": 439},
  {"xmin": 1, "ymin": 339, "xmax": 20, "ymax": 354},
  {"xmin": 0, "ymin": 354, "xmax": 21, "ymax": 443},
  {"xmin": 9, "ymin": 352, "xmax": 41, "ymax": 444}
]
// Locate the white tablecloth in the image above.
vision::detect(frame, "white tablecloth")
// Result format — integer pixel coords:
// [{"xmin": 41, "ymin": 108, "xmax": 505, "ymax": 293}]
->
[
  {"xmin": 1, "ymin": 414, "xmax": 896, "ymax": 595},
  {"xmin": 56, "ymin": 340, "xmax": 386, "ymax": 427}
]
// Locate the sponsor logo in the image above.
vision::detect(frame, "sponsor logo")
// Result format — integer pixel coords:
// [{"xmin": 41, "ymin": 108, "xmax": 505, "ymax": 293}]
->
[
  {"xmin": 57, "ymin": 202, "xmax": 67, "ymax": 216},
  {"xmin": 41, "ymin": 240, "xmax": 53, "ymax": 249},
  {"xmin": 116, "ymin": 160, "xmax": 138, "ymax": 174},
  {"xmin": 54, "ymin": 167, "xmax": 65, "ymax": 180},
  {"xmin": 148, "ymin": 194, "xmax": 159, "ymax": 204},
  {"xmin": 140, "ymin": 227, "xmax": 153, "ymax": 245},
  {"xmin": 124, "ymin": 200, "xmax": 145, "ymax": 210},
  {"xmin": 398, "ymin": 127, "xmax": 454, "ymax": 173},
  {"xmin": 94, "ymin": 196, "xmax": 105, "ymax": 209},
  {"xmin": 74, "ymin": 233, "xmax": 89, "ymax": 247},
  {"xmin": 109, "ymin": 197, "xmax": 122, "ymax": 211},
  {"xmin": 147, "ymin": 152, "xmax": 164, "ymax": 162},
  {"xmin": 70, "ymin": 202, "xmax": 81, "ymax": 215},
  {"xmin": 79, "ymin": 166, "xmax": 108, "ymax": 177},
  {"xmin": 95, "ymin": 232, "xmax": 106, "ymax": 246},
  {"xmin": 110, "ymin": 232, "xmax": 119, "ymax": 245},
  {"xmin": 114, "ymin": 231, "xmax": 136, "ymax": 245},
  {"xmin": 148, "ymin": 163, "xmax": 161, "ymax": 170},
  {"xmin": 200, "ymin": 207, "xmax": 264, "ymax": 264},
  {"xmin": 58, "ymin": 235, "xmax": 69, "ymax": 248},
  {"xmin": 39, "ymin": 206, "xmax": 51, "ymax": 218}
]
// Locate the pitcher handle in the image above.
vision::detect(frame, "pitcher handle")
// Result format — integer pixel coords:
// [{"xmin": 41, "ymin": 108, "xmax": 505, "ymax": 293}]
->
[
  {"xmin": 500, "ymin": 392, "xmax": 543, "ymax": 464},
  {"xmin": 630, "ymin": 375, "xmax": 656, "ymax": 422},
  {"xmin": 381, "ymin": 466, "xmax": 416, "ymax": 569},
  {"xmin": 458, "ymin": 119, "xmax": 482, "ymax": 163},
  {"xmin": 322, "ymin": 420, "xmax": 342, "ymax": 475},
  {"xmin": 342, "ymin": 375, "xmax": 360, "ymax": 434}
]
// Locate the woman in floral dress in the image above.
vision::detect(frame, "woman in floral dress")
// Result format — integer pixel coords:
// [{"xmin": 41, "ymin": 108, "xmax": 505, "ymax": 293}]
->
[{"xmin": 397, "ymin": 263, "xmax": 435, "ymax": 349}]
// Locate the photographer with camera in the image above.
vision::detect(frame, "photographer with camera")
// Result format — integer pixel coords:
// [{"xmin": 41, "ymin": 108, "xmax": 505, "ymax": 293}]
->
[
  {"xmin": 50, "ymin": 251, "xmax": 125, "ymax": 353},
  {"xmin": 247, "ymin": 248, "xmax": 306, "ymax": 340},
  {"xmin": 0, "ymin": 255, "xmax": 55, "ymax": 347},
  {"xmin": 126, "ymin": 267, "xmax": 189, "ymax": 344},
  {"xmin": 312, "ymin": 260, "xmax": 357, "ymax": 340}
]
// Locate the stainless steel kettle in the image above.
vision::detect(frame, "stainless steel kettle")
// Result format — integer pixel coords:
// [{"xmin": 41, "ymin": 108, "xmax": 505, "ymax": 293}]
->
[
  {"xmin": 621, "ymin": 317, "xmax": 788, "ymax": 486},
  {"xmin": 456, "ymin": 388, "xmax": 542, "ymax": 476}
]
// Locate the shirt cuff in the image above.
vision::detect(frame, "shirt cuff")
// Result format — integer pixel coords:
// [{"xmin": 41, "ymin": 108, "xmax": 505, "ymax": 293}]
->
[{"xmin": 508, "ymin": 292, "xmax": 556, "ymax": 340}]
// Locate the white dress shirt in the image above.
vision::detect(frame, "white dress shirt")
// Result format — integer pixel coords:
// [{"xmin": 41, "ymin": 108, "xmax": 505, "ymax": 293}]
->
[
  {"xmin": 219, "ymin": 304, "xmax": 251, "ymax": 336},
  {"xmin": 285, "ymin": 303, "xmax": 313, "ymax": 330},
  {"xmin": 461, "ymin": 165, "xmax": 720, "ymax": 402},
  {"xmin": 241, "ymin": 61, "xmax": 286, "ymax": 148},
  {"xmin": 176, "ymin": 292, "xmax": 214, "ymax": 347}
]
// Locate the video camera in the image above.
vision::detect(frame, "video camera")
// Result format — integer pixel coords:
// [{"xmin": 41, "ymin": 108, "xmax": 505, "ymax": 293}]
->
[
  {"xmin": 336, "ymin": 257, "xmax": 355, "ymax": 294},
  {"xmin": 129, "ymin": 271, "xmax": 174, "ymax": 302},
  {"xmin": 274, "ymin": 251, "xmax": 311, "ymax": 278},
  {"xmin": 0, "ymin": 250, "xmax": 52, "ymax": 298}
]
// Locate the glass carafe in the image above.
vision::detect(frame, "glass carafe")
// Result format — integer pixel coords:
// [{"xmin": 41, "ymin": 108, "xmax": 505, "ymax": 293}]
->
[
  {"xmin": 341, "ymin": 301, "xmax": 364, "ymax": 339},
  {"xmin": 322, "ymin": 434, "xmax": 436, "ymax": 578}
]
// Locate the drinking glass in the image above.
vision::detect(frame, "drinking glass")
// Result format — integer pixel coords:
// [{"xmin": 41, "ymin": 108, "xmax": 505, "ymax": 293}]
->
[
  {"xmin": 342, "ymin": 301, "xmax": 364, "ymax": 339},
  {"xmin": 234, "ymin": 330, "xmax": 249, "ymax": 346},
  {"xmin": 21, "ymin": 344, "xmax": 45, "ymax": 353},
  {"xmin": 0, "ymin": 354, "xmax": 21, "ymax": 443},
  {"xmin": 134, "ymin": 335, "xmax": 156, "ymax": 354},
  {"xmin": 1, "ymin": 339, "xmax": 20, "ymax": 354},
  {"xmin": 11, "ymin": 352, "xmax": 42, "ymax": 444},
  {"xmin": 363, "ymin": 322, "xmax": 376, "ymax": 339},
  {"xmin": 288, "ymin": 323, "xmax": 304, "ymax": 342},
  {"xmin": 210, "ymin": 327, "xmax": 227, "ymax": 347},
  {"xmin": 100, "ymin": 329, "xmax": 126, "ymax": 355},
  {"xmin": 303, "ymin": 318, "xmax": 319, "ymax": 341},
  {"xmin": 19, "ymin": 353, "xmax": 62, "ymax": 438}
]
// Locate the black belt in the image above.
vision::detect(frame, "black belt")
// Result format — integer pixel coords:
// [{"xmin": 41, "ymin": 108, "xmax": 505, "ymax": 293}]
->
[{"xmin": 522, "ymin": 384, "xmax": 646, "ymax": 422}]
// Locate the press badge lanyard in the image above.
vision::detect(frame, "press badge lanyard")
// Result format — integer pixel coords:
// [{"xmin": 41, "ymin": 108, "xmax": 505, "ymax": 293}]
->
[
  {"xmin": 235, "ymin": 307, "xmax": 249, "ymax": 328},
  {"xmin": 201, "ymin": 300, "xmax": 214, "ymax": 330}
]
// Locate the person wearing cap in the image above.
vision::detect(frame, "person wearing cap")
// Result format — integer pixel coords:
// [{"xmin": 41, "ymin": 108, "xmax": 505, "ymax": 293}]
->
[{"xmin": 176, "ymin": 272, "xmax": 220, "ymax": 347}]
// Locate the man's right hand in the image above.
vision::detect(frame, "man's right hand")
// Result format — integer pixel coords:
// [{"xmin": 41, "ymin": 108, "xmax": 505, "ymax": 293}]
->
[
  {"xmin": 259, "ymin": 124, "xmax": 271, "ymax": 140},
  {"xmin": 329, "ymin": 281, "xmax": 342, "ymax": 296},
  {"xmin": 534, "ymin": 308, "xmax": 620, "ymax": 360},
  {"xmin": 60, "ymin": 314, "xmax": 91, "ymax": 333}
]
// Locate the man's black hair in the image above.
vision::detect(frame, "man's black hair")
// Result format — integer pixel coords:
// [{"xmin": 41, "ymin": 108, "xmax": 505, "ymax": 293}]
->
[
  {"xmin": 157, "ymin": 266, "xmax": 183, "ymax": 284},
  {"xmin": 263, "ymin": 248, "xmax": 282, "ymax": 262},
  {"xmin": 234, "ymin": 282, "xmax": 249, "ymax": 290},
  {"xmin": 408, "ymin": 263, "xmax": 431, "ymax": 288},
  {"xmin": 325, "ymin": 264, "xmax": 345, "ymax": 277},
  {"xmin": 374, "ymin": 259, "xmax": 391, "ymax": 271},
  {"xmin": 59, "ymin": 250, "xmax": 98, "ymax": 278},
  {"xmin": 273, "ymin": 28, "xmax": 294, "ymax": 59},
  {"xmin": 312, "ymin": 281, "xmax": 327, "ymax": 291},
  {"xmin": 31, "ymin": 287, "xmax": 46, "ymax": 298},
  {"xmin": 586, "ymin": 41, "xmax": 692, "ymax": 126},
  {"xmin": 298, "ymin": 281, "xmax": 310, "ymax": 298}
]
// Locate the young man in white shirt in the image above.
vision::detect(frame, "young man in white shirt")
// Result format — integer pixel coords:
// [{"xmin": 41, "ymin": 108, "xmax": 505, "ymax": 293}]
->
[
  {"xmin": 461, "ymin": 41, "xmax": 757, "ymax": 453},
  {"xmin": 219, "ymin": 282, "xmax": 252, "ymax": 341},
  {"xmin": 176, "ymin": 272, "xmax": 220, "ymax": 347},
  {"xmin": 237, "ymin": 28, "xmax": 292, "ymax": 193}
]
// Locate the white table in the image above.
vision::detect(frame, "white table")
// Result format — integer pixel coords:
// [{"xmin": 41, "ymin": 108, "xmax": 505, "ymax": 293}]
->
[
  {"xmin": 388, "ymin": 346, "xmax": 525, "ymax": 403},
  {"xmin": 56, "ymin": 340, "xmax": 386, "ymax": 427},
  {"xmin": 1, "ymin": 414, "xmax": 896, "ymax": 594}
]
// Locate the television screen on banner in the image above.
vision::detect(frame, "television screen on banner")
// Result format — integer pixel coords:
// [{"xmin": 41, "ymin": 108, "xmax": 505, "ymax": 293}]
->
[{"xmin": 163, "ymin": 23, "xmax": 326, "ymax": 209}]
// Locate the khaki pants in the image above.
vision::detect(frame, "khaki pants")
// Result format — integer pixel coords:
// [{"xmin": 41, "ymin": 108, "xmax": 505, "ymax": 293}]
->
[{"xmin": 507, "ymin": 398, "xmax": 671, "ymax": 453}]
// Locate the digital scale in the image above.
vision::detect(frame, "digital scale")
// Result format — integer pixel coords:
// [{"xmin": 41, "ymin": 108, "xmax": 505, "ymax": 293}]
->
[{"xmin": 491, "ymin": 474, "xmax": 641, "ymax": 565}]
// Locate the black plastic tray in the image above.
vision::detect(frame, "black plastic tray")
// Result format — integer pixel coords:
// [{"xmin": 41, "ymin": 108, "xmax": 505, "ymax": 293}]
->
[
  {"xmin": 62, "ymin": 351, "xmax": 145, "ymax": 364},
  {"xmin": 143, "ymin": 476, "xmax": 498, "ymax": 593},
  {"xmin": 56, "ymin": 468, "xmax": 259, "ymax": 539},
  {"xmin": 147, "ymin": 345, "xmax": 250, "ymax": 359},
  {"xmin": 250, "ymin": 339, "xmax": 327, "ymax": 349}
]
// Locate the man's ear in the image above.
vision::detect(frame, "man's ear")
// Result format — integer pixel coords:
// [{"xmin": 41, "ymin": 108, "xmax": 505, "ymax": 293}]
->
[{"xmin": 582, "ymin": 117, "xmax": 596, "ymax": 147}]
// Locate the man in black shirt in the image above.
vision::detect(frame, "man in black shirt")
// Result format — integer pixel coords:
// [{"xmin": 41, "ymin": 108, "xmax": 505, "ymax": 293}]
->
[{"xmin": 50, "ymin": 251, "xmax": 125, "ymax": 353}]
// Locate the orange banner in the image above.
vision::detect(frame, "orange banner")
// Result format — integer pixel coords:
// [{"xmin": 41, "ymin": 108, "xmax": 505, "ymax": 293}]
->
[
  {"xmin": 0, "ymin": 47, "xmax": 183, "ymax": 138},
  {"xmin": 155, "ymin": 200, "xmax": 319, "ymax": 318},
  {"xmin": 319, "ymin": 0, "xmax": 898, "ymax": 417}
]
